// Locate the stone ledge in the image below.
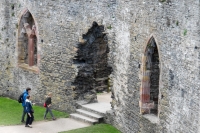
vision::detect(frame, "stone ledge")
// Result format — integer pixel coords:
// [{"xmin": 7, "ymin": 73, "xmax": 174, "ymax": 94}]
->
[
  {"xmin": 18, "ymin": 63, "xmax": 39, "ymax": 74},
  {"xmin": 143, "ymin": 114, "xmax": 159, "ymax": 124}
]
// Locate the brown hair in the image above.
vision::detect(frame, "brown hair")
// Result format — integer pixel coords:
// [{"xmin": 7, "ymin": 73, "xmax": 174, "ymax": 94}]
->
[
  {"xmin": 26, "ymin": 95, "xmax": 30, "ymax": 99},
  {"xmin": 26, "ymin": 87, "xmax": 31, "ymax": 91}
]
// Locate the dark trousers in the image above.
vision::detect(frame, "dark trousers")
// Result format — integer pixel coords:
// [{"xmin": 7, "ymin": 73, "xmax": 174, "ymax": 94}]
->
[
  {"xmin": 25, "ymin": 113, "xmax": 34, "ymax": 125},
  {"xmin": 44, "ymin": 107, "xmax": 54, "ymax": 118},
  {"xmin": 21, "ymin": 106, "xmax": 26, "ymax": 122}
]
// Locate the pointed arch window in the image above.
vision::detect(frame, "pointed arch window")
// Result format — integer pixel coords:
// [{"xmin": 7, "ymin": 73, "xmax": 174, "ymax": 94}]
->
[
  {"xmin": 18, "ymin": 10, "xmax": 38, "ymax": 72},
  {"xmin": 140, "ymin": 37, "xmax": 160, "ymax": 115}
]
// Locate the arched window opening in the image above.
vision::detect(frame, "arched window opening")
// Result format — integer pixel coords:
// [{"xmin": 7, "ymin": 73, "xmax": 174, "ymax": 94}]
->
[
  {"xmin": 18, "ymin": 10, "xmax": 37, "ymax": 67},
  {"xmin": 140, "ymin": 37, "xmax": 160, "ymax": 115}
]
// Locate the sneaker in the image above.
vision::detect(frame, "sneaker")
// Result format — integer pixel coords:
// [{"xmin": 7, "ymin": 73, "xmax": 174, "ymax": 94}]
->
[
  {"xmin": 25, "ymin": 125, "xmax": 32, "ymax": 128},
  {"xmin": 52, "ymin": 118, "xmax": 56, "ymax": 120},
  {"xmin": 28, "ymin": 124, "xmax": 32, "ymax": 128},
  {"xmin": 21, "ymin": 120, "xmax": 25, "ymax": 123}
]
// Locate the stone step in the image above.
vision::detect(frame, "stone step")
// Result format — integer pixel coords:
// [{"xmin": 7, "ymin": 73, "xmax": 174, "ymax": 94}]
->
[
  {"xmin": 76, "ymin": 109, "xmax": 103, "ymax": 120},
  {"xmin": 80, "ymin": 106, "xmax": 105, "ymax": 116},
  {"xmin": 70, "ymin": 113, "xmax": 98, "ymax": 124},
  {"xmin": 80, "ymin": 103, "xmax": 111, "ymax": 116}
]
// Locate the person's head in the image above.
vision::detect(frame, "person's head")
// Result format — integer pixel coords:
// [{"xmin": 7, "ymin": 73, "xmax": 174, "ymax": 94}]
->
[
  {"xmin": 26, "ymin": 95, "xmax": 30, "ymax": 100},
  {"xmin": 48, "ymin": 92, "xmax": 52, "ymax": 97},
  {"xmin": 26, "ymin": 87, "xmax": 31, "ymax": 94}
]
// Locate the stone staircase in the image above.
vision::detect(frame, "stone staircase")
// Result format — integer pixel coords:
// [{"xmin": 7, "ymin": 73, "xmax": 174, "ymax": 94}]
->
[{"xmin": 70, "ymin": 102, "xmax": 111, "ymax": 124}]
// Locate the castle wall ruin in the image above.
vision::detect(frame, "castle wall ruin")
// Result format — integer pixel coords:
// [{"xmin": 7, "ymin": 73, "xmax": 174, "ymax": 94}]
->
[{"xmin": 0, "ymin": 0, "xmax": 200, "ymax": 133}]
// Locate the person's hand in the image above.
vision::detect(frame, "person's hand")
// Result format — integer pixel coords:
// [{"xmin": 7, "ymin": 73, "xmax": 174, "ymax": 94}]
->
[{"xmin": 28, "ymin": 113, "xmax": 31, "ymax": 117}]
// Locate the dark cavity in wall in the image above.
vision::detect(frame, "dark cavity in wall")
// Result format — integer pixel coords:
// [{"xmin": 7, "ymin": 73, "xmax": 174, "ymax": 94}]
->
[
  {"xmin": 146, "ymin": 38, "xmax": 160, "ymax": 115},
  {"xmin": 72, "ymin": 22, "xmax": 112, "ymax": 103}
]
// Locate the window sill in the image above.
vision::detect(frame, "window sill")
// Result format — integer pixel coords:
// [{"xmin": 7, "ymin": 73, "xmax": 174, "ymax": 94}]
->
[
  {"xmin": 18, "ymin": 63, "xmax": 39, "ymax": 74},
  {"xmin": 143, "ymin": 114, "xmax": 159, "ymax": 124}
]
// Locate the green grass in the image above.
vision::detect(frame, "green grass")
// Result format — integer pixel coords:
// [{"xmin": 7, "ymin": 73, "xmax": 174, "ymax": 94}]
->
[
  {"xmin": 60, "ymin": 124, "xmax": 121, "ymax": 133},
  {"xmin": 0, "ymin": 97, "xmax": 69, "ymax": 126}
]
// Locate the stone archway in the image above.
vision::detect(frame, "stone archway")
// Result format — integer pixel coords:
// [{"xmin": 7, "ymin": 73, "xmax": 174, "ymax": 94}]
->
[{"xmin": 140, "ymin": 37, "xmax": 160, "ymax": 115}]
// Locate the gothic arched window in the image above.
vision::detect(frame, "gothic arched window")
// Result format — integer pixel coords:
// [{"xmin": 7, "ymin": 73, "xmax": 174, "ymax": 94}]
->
[
  {"xmin": 18, "ymin": 10, "xmax": 37, "ymax": 68},
  {"xmin": 140, "ymin": 37, "xmax": 160, "ymax": 115}
]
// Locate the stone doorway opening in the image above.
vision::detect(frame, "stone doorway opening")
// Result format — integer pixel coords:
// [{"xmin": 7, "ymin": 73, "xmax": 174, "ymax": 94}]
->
[
  {"xmin": 140, "ymin": 37, "xmax": 160, "ymax": 115},
  {"xmin": 72, "ymin": 22, "xmax": 112, "ymax": 105}
]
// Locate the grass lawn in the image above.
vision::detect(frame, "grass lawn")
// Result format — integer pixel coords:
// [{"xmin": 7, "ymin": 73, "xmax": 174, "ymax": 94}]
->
[
  {"xmin": 0, "ymin": 97, "xmax": 69, "ymax": 126},
  {"xmin": 60, "ymin": 124, "xmax": 121, "ymax": 133}
]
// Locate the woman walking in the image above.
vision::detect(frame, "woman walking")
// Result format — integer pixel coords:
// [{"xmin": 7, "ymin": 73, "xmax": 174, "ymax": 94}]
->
[
  {"xmin": 25, "ymin": 95, "xmax": 34, "ymax": 128},
  {"xmin": 44, "ymin": 93, "xmax": 56, "ymax": 120}
]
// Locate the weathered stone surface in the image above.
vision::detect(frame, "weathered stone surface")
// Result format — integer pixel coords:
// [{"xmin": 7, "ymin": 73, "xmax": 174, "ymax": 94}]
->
[
  {"xmin": 0, "ymin": 0, "xmax": 199, "ymax": 133},
  {"xmin": 72, "ymin": 22, "xmax": 112, "ymax": 103},
  {"xmin": 0, "ymin": 0, "xmax": 115, "ymax": 112},
  {"xmin": 110, "ymin": 0, "xmax": 200, "ymax": 133}
]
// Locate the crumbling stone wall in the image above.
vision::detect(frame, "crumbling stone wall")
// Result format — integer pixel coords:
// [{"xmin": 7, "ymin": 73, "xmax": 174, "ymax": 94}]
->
[
  {"xmin": 0, "ymin": 0, "xmax": 116, "ymax": 113},
  {"xmin": 0, "ymin": 0, "xmax": 200, "ymax": 133},
  {"xmin": 72, "ymin": 21, "xmax": 112, "ymax": 103}
]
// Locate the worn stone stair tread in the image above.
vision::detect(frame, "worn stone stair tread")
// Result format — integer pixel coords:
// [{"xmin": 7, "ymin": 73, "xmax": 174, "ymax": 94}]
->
[
  {"xmin": 81, "ymin": 103, "xmax": 112, "ymax": 115},
  {"xmin": 76, "ymin": 109, "xmax": 103, "ymax": 119},
  {"xmin": 70, "ymin": 113, "xmax": 98, "ymax": 123}
]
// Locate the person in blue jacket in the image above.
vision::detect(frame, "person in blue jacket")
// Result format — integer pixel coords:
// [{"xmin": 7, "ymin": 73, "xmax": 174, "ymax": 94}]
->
[
  {"xmin": 21, "ymin": 88, "xmax": 31, "ymax": 123},
  {"xmin": 25, "ymin": 95, "xmax": 34, "ymax": 128}
]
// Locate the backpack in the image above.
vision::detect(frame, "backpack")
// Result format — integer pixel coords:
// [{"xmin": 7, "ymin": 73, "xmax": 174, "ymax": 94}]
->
[
  {"xmin": 43, "ymin": 97, "xmax": 48, "ymax": 107},
  {"xmin": 43, "ymin": 102, "xmax": 47, "ymax": 107},
  {"xmin": 18, "ymin": 93, "xmax": 24, "ymax": 103}
]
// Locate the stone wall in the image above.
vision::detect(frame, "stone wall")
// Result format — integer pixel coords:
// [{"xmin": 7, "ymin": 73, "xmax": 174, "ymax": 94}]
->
[
  {"xmin": 0, "ymin": 0, "xmax": 116, "ymax": 113},
  {"xmin": 0, "ymin": 1, "xmax": 12, "ymax": 97},
  {"xmin": 110, "ymin": 0, "xmax": 200, "ymax": 133},
  {"xmin": 0, "ymin": 0, "xmax": 200, "ymax": 133}
]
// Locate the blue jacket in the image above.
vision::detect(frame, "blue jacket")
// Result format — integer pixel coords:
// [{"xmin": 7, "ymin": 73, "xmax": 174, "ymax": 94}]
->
[
  {"xmin": 22, "ymin": 90, "xmax": 29, "ymax": 107},
  {"xmin": 25, "ymin": 99, "xmax": 33, "ymax": 113}
]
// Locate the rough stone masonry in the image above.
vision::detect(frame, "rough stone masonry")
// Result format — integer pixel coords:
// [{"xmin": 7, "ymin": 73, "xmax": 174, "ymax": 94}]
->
[
  {"xmin": 72, "ymin": 21, "xmax": 112, "ymax": 103},
  {"xmin": 0, "ymin": 0, "xmax": 200, "ymax": 133}
]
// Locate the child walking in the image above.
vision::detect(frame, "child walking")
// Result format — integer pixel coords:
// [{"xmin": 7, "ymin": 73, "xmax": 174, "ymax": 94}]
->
[
  {"xmin": 25, "ymin": 95, "xmax": 34, "ymax": 128},
  {"xmin": 44, "ymin": 92, "xmax": 56, "ymax": 120}
]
